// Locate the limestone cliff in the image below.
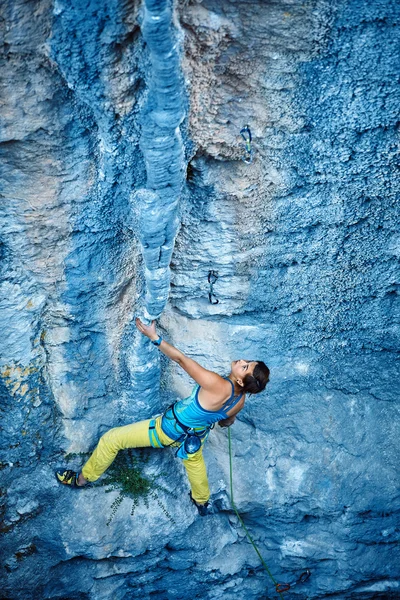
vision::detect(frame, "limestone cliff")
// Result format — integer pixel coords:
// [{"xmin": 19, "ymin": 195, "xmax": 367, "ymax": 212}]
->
[{"xmin": 0, "ymin": 0, "xmax": 399, "ymax": 598}]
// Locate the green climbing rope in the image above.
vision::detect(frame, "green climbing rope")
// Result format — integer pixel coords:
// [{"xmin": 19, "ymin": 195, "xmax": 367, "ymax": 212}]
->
[{"xmin": 228, "ymin": 428, "xmax": 285, "ymax": 600}]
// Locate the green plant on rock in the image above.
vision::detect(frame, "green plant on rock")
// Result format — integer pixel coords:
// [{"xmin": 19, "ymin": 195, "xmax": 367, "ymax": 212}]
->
[
  {"xmin": 99, "ymin": 449, "xmax": 177, "ymax": 526},
  {"xmin": 64, "ymin": 451, "xmax": 91, "ymax": 462}
]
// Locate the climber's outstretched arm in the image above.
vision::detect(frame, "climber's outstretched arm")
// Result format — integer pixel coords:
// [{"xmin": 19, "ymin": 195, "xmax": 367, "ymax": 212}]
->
[{"xmin": 135, "ymin": 318, "xmax": 227, "ymax": 394}]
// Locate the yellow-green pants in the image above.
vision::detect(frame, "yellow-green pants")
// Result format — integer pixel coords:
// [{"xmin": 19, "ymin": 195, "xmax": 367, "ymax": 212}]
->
[{"xmin": 81, "ymin": 416, "xmax": 210, "ymax": 504}]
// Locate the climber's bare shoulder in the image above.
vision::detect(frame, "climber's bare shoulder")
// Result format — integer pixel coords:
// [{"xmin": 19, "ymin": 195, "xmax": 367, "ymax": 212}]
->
[
  {"xmin": 182, "ymin": 360, "xmax": 247, "ymax": 413},
  {"xmin": 198, "ymin": 387, "xmax": 246, "ymax": 414}
]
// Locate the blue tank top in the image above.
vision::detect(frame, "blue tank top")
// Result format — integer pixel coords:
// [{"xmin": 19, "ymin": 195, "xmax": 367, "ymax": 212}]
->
[{"xmin": 161, "ymin": 377, "xmax": 243, "ymax": 440}]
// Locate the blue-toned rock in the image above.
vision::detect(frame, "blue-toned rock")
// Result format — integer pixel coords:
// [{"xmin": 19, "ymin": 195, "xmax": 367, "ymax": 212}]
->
[{"xmin": 0, "ymin": 0, "xmax": 399, "ymax": 598}]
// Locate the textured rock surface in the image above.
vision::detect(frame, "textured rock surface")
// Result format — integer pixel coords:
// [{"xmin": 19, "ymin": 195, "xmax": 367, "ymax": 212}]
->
[
  {"xmin": 127, "ymin": 0, "xmax": 186, "ymax": 410},
  {"xmin": 0, "ymin": 0, "xmax": 399, "ymax": 599}
]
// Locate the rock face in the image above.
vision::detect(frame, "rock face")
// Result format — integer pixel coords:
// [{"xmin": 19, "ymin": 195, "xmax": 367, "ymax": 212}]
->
[{"xmin": 0, "ymin": 0, "xmax": 399, "ymax": 599}]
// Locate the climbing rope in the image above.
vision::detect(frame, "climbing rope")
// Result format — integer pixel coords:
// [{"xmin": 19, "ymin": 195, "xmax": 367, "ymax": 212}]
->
[
  {"xmin": 227, "ymin": 430, "xmax": 311, "ymax": 597},
  {"xmin": 228, "ymin": 428, "xmax": 284, "ymax": 599},
  {"xmin": 240, "ymin": 125, "xmax": 253, "ymax": 164},
  {"xmin": 208, "ymin": 270, "xmax": 219, "ymax": 304}
]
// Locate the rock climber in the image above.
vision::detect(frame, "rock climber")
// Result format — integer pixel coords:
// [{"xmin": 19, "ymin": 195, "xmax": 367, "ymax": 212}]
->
[{"xmin": 56, "ymin": 318, "xmax": 270, "ymax": 516}]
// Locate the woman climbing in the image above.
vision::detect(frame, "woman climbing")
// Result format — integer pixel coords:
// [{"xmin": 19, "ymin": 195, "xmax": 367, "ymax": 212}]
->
[{"xmin": 56, "ymin": 318, "xmax": 270, "ymax": 516}]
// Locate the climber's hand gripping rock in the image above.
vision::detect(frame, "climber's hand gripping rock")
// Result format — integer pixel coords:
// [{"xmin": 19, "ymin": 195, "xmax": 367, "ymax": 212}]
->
[{"xmin": 135, "ymin": 317, "xmax": 159, "ymax": 341}]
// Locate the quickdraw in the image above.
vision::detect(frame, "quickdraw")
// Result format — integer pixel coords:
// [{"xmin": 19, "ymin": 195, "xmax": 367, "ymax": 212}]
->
[
  {"xmin": 240, "ymin": 124, "xmax": 253, "ymax": 164},
  {"xmin": 275, "ymin": 570, "xmax": 311, "ymax": 594},
  {"xmin": 208, "ymin": 270, "xmax": 219, "ymax": 304}
]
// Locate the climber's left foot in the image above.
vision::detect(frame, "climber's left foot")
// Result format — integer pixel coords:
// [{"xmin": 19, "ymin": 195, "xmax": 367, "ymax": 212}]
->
[{"xmin": 56, "ymin": 469, "xmax": 86, "ymax": 488}]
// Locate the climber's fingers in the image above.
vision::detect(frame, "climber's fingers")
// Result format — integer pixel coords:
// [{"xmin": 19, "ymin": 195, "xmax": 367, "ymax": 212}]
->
[{"xmin": 135, "ymin": 317, "xmax": 156, "ymax": 338}]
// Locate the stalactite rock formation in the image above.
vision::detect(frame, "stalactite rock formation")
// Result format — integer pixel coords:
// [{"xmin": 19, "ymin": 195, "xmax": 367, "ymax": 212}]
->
[
  {"xmin": 0, "ymin": 0, "xmax": 399, "ymax": 599},
  {"xmin": 126, "ymin": 0, "xmax": 186, "ymax": 411}
]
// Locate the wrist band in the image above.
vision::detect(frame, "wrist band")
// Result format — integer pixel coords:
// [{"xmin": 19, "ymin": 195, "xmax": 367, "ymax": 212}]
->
[{"xmin": 151, "ymin": 336, "xmax": 163, "ymax": 347}]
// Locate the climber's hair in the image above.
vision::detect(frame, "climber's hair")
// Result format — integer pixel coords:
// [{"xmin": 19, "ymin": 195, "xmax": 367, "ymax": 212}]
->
[{"xmin": 242, "ymin": 361, "xmax": 270, "ymax": 395}]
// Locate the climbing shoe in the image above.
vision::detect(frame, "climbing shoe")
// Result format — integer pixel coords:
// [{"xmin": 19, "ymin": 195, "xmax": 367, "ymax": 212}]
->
[
  {"xmin": 189, "ymin": 492, "xmax": 210, "ymax": 517},
  {"xmin": 56, "ymin": 469, "xmax": 82, "ymax": 488}
]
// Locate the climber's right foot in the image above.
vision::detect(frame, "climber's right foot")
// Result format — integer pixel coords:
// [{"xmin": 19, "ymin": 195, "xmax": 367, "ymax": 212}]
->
[{"xmin": 189, "ymin": 492, "xmax": 210, "ymax": 517}]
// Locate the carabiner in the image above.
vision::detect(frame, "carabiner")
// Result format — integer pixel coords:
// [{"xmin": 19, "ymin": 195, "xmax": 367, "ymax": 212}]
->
[
  {"xmin": 240, "ymin": 125, "xmax": 253, "ymax": 163},
  {"xmin": 208, "ymin": 270, "xmax": 218, "ymax": 285},
  {"xmin": 297, "ymin": 569, "xmax": 311, "ymax": 584},
  {"xmin": 208, "ymin": 270, "xmax": 219, "ymax": 304},
  {"xmin": 208, "ymin": 292, "xmax": 219, "ymax": 305},
  {"xmin": 275, "ymin": 583, "xmax": 290, "ymax": 594},
  {"xmin": 240, "ymin": 125, "xmax": 252, "ymax": 149}
]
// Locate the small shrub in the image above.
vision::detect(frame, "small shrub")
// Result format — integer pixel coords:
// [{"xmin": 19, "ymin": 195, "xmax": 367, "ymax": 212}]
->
[
  {"xmin": 64, "ymin": 451, "xmax": 90, "ymax": 462},
  {"xmin": 99, "ymin": 450, "xmax": 176, "ymax": 526}
]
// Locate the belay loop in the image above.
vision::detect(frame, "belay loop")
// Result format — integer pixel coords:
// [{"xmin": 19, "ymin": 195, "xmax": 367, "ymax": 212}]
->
[{"xmin": 208, "ymin": 270, "xmax": 219, "ymax": 304}]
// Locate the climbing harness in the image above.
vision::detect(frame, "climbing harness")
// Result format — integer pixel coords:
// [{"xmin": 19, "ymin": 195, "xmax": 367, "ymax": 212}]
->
[
  {"xmin": 160, "ymin": 379, "xmax": 240, "ymax": 459},
  {"xmin": 240, "ymin": 125, "xmax": 253, "ymax": 164},
  {"xmin": 148, "ymin": 419, "xmax": 164, "ymax": 449},
  {"xmin": 162, "ymin": 403, "xmax": 211, "ymax": 455},
  {"xmin": 150, "ymin": 410, "xmax": 209, "ymax": 456},
  {"xmin": 171, "ymin": 403, "xmax": 207, "ymax": 454},
  {"xmin": 208, "ymin": 270, "xmax": 219, "ymax": 305}
]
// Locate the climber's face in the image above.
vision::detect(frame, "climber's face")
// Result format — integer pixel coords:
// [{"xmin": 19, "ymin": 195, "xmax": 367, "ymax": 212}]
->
[{"xmin": 231, "ymin": 359, "xmax": 257, "ymax": 384}]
